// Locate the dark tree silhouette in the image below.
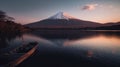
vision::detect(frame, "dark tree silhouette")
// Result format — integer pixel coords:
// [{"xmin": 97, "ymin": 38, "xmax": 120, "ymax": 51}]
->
[
  {"xmin": 0, "ymin": 10, "xmax": 14, "ymax": 22},
  {"xmin": 0, "ymin": 10, "xmax": 6, "ymax": 21},
  {"xmin": 0, "ymin": 10, "xmax": 28, "ymax": 35},
  {"xmin": 0, "ymin": 10, "xmax": 29, "ymax": 49}
]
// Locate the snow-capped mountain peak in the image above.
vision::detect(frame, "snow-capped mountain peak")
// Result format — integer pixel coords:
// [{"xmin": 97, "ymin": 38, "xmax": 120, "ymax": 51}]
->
[{"xmin": 48, "ymin": 12, "xmax": 76, "ymax": 20}]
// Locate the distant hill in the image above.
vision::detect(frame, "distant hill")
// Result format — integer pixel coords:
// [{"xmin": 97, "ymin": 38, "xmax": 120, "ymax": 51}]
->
[
  {"xmin": 103, "ymin": 22, "xmax": 120, "ymax": 26},
  {"xmin": 93, "ymin": 24, "xmax": 120, "ymax": 30}
]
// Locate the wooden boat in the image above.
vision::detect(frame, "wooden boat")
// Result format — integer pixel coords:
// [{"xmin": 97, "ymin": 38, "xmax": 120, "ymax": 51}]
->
[{"xmin": 1, "ymin": 42, "xmax": 38, "ymax": 67}]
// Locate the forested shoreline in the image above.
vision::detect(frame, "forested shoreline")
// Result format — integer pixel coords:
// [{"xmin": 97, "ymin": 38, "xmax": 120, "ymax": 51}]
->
[
  {"xmin": 0, "ymin": 10, "xmax": 29, "ymax": 35},
  {"xmin": 0, "ymin": 10, "xmax": 30, "ymax": 48}
]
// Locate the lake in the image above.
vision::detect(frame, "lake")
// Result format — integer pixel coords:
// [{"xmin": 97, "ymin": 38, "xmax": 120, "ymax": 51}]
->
[{"xmin": 0, "ymin": 30, "xmax": 120, "ymax": 67}]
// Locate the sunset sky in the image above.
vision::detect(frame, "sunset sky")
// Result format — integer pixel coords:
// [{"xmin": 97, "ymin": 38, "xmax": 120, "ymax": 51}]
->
[{"xmin": 0, "ymin": 0, "xmax": 120, "ymax": 24}]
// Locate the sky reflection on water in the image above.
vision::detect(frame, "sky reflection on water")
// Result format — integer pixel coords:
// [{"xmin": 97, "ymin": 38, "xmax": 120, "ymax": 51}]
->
[
  {"xmin": 64, "ymin": 34, "xmax": 120, "ymax": 49},
  {"xmin": 63, "ymin": 33, "xmax": 120, "ymax": 57}
]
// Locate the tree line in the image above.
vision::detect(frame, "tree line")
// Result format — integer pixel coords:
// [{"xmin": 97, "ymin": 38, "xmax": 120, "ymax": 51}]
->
[{"xmin": 0, "ymin": 10, "xmax": 29, "ymax": 35}]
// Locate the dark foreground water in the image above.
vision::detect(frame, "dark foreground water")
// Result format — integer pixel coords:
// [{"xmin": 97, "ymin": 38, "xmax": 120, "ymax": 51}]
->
[{"xmin": 0, "ymin": 30, "xmax": 120, "ymax": 67}]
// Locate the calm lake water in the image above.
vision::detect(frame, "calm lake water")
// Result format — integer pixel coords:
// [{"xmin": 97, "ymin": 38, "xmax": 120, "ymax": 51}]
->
[{"xmin": 0, "ymin": 30, "xmax": 120, "ymax": 67}]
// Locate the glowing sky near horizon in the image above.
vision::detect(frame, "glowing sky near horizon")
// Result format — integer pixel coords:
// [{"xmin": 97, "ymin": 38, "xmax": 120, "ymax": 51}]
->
[{"xmin": 0, "ymin": 0, "xmax": 120, "ymax": 24}]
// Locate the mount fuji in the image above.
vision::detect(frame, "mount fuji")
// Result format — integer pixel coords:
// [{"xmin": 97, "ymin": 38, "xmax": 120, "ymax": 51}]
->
[{"xmin": 26, "ymin": 12, "xmax": 102, "ymax": 29}]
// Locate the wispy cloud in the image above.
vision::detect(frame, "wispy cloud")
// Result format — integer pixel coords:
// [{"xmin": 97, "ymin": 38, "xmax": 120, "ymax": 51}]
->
[
  {"xmin": 82, "ymin": 4, "xmax": 98, "ymax": 11},
  {"xmin": 82, "ymin": 4, "xmax": 114, "ymax": 11}
]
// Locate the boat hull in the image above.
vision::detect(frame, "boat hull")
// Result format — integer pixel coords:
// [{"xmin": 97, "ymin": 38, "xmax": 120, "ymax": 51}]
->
[{"xmin": 5, "ymin": 44, "xmax": 38, "ymax": 67}]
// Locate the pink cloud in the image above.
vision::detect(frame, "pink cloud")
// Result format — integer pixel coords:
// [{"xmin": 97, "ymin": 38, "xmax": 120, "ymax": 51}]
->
[{"xmin": 82, "ymin": 4, "xmax": 98, "ymax": 11}]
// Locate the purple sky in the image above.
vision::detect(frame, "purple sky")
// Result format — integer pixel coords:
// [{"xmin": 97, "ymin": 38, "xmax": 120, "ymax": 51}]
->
[{"xmin": 0, "ymin": 0, "xmax": 120, "ymax": 24}]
